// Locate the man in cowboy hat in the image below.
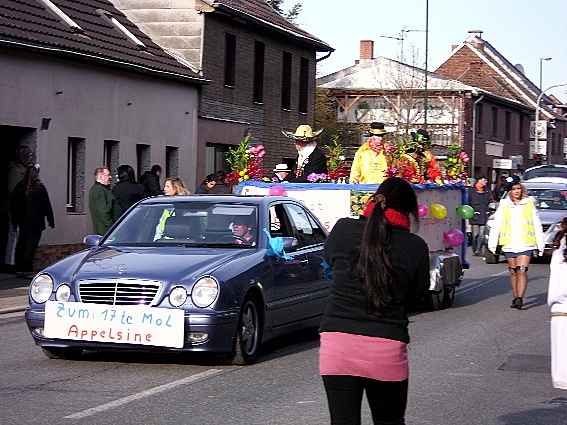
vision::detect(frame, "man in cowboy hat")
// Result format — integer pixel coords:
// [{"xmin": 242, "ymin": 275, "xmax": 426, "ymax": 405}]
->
[
  {"xmin": 349, "ymin": 122, "xmax": 390, "ymax": 184},
  {"xmin": 272, "ymin": 163, "xmax": 291, "ymax": 183},
  {"xmin": 282, "ymin": 125, "xmax": 327, "ymax": 182}
]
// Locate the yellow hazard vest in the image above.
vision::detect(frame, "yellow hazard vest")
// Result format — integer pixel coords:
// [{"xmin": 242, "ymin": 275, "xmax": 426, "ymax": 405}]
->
[{"xmin": 498, "ymin": 199, "xmax": 537, "ymax": 247}]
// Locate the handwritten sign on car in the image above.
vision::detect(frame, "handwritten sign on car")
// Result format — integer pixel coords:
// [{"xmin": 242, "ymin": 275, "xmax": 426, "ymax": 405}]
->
[{"xmin": 44, "ymin": 301, "xmax": 185, "ymax": 348}]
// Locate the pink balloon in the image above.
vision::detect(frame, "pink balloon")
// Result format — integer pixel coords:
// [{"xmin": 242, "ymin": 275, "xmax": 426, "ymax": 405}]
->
[
  {"xmin": 417, "ymin": 204, "xmax": 429, "ymax": 218},
  {"xmin": 268, "ymin": 185, "xmax": 287, "ymax": 196},
  {"xmin": 444, "ymin": 229, "xmax": 465, "ymax": 247}
]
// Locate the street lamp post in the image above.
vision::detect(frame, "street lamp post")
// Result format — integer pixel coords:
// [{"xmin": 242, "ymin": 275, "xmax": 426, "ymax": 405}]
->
[
  {"xmin": 423, "ymin": 0, "xmax": 429, "ymax": 127},
  {"xmin": 539, "ymin": 57, "xmax": 552, "ymax": 91},
  {"xmin": 534, "ymin": 83, "xmax": 567, "ymax": 164}
]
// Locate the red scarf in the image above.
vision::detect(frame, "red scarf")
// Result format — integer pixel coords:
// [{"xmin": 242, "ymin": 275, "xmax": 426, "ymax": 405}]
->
[{"xmin": 361, "ymin": 201, "xmax": 410, "ymax": 230}]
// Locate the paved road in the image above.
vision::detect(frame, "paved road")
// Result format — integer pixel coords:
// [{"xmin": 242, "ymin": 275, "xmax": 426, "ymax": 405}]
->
[{"xmin": 1, "ymin": 255, "xmax": 566, "ymax": 425}]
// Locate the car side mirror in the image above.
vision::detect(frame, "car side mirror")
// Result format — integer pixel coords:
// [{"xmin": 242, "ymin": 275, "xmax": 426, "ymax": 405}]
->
[
  {"xmin": 281, "ymin": 237, "xmax": 299, "ymax": 250},
  {"xmin": 83, "ymin": 234, "xmax": 102, "ymax": 248}
]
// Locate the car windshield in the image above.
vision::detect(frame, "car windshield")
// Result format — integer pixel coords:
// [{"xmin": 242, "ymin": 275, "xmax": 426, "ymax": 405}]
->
[
  {"xmin": 527, "ymin": 189, "xmax": 567, "ymax": 210},
  {"xmin": 523, "ymin": 167, "xmax": 567, "ymax": 180},
  {"xmin": 103, "ymin": 202, "xmax": 259, "ymax": 247}
]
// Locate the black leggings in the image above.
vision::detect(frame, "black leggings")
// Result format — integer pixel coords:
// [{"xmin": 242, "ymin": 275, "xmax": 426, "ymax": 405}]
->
[{"xmin": 322, "ymin": 375, "xmax": 408, "ymax": 425}]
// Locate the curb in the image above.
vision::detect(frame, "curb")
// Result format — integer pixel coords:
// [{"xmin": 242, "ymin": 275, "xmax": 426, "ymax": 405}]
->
[{"xmin": 0, "ymin": 305, "xmax": 27, "ymax": 315}]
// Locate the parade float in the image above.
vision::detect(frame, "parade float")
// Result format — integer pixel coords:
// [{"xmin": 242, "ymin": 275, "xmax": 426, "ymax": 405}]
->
[{"xmin": 227, "ymin": 133, "xmax": 472, "ymax": 309}]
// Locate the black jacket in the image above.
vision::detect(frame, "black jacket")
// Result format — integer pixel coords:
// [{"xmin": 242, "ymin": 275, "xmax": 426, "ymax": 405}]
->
[
  {"xmin": 468, "ymin": 189, "xmax": 492, "ymax": 225},
  {"xmin": 112, "ymin": 181, "xmax": 146, "ymax": 218},
  {"xmin": 10, "ymin": 182, "xmax": 54, "ymax": 232},
  {"xmin": 140, "ymin": 172, "xmax": 161, "ymax": 196},
  {"xmin": 320, "ymin": 217, "xmax": 430, "ymax": 343},
  {"xmin": 291, "ymin": 147, "xmax": 328, "ymax": 182}
]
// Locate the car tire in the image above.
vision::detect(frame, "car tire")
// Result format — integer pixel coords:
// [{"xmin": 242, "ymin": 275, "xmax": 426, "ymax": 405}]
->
[
  {"xmin": 232, "ymin": 297, "xmax": 263, "ymax": 365},
  {"xmin": 41, "ymin": 347, "xmax": 82, "ymax": 360},
  {"xmin": 483, "ymin": 246, "xmax": 499, "ymax": 264}
]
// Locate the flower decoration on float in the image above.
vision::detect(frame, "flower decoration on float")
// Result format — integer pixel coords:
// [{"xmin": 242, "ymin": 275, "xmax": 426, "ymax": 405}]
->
[
  {"xmin": 225, "ymin": 136, "xmax": 267, "ymax": 186},
  {"xmin": 444, "ymin": 144, "xmax": 469, "ymax": 183},
  {"xmin": 323, "ymin": 135, "xmax": 349, "ymax": 182}
]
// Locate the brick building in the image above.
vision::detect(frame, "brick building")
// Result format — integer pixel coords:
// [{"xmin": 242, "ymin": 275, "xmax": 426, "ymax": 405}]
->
[
  {"xmin": 113, "ymin": 0, "xmax": 333, "ymax": 183},
  {"xmin": 0, "ymin": 0, "xmax": 204, "ymax": 266},
  {"xmin": 436, "ymin": 33, "xmax": 567, "ymax": 169}
]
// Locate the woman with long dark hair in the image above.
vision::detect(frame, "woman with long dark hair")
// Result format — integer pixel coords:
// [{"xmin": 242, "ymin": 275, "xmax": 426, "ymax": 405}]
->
[
  {"xmin": 112, "ymin": 164, "xmax": 146, "ymax": 218},
  {"xmin": 319, "ymin": 177, "xmax": 430, "ymax": 425},
  {"xmin": 10, "ymin": 165, "xmax": 54, "ymax": 276}
]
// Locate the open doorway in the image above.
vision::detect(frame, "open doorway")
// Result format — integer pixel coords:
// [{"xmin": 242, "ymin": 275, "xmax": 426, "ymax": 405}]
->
[{"xmin": 0, "ymin": 125, "xmax": 37, "ymax": 271}]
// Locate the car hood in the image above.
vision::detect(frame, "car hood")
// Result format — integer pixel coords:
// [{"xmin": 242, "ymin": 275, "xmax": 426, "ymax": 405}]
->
[
  {"xmin": 538, "ymin": 209, "xmax": 566, "ymax": 225},
  {"xmin": 72, "ymin": 246, "xmax": 254, "ymax": 284}
]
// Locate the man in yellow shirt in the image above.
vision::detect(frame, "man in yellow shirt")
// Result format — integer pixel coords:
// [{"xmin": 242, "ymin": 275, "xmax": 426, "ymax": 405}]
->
[{"xmin": 349, "ymin": 122, "xmax": 390, "ymax": 184}]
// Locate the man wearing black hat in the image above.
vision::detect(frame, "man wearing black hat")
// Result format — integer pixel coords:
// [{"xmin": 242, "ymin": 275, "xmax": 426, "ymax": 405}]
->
[
  {"xmin": 349, "ymin": 122, "xmax": 390, "ymax": 184},
  {"xmin": 231, "ymin": 215, "xmax": 256, "ymax": 246}
]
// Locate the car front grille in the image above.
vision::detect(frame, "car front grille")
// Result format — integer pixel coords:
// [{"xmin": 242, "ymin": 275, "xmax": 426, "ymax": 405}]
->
[{"xmin": 78, "ymin": 279, "xmax": 162, "ymax": 306}]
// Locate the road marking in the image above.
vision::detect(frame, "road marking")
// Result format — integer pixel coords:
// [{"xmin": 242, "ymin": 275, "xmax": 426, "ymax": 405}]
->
[
  {"xmin": 64, "ymin": 368, "xmax": 224, "ymax": 420},
  {"xmin": 456, "ymin": 271, "xmax": 508, "ymax": 296}
]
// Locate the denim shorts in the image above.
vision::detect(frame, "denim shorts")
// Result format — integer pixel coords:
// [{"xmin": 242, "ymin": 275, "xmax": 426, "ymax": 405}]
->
[{"xmin": 503, "ymin": 250, "xmax": 533, "ymax": 259}]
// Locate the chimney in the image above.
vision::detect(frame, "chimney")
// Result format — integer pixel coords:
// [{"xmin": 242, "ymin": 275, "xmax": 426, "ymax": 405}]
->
[{"xmin": 360, "ymin": 40, "xmax": 374, "ymax": 61}]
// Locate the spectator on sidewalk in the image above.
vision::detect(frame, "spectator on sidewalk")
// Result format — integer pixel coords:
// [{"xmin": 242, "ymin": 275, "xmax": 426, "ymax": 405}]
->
[
  {"xmin": 468, "ymin": 176, "xmax": 492, "ymax": 256},
  {"xmin": 89, "ymin": 167, "xmax": 116, "ymax": 235},
  {"xmin": 140, "ymin": 164, "xmax": 162, "ymax": 196},
  {"xmin": 10, "ymin": 165, "xmax": 54, "ymax": 276},
  {"xmin": 488, "ymin": 176, "xmax": 545, "ymax": 310},
  {"xmin": 319, "ymin": 177, "xmax": 430, "ymax": 425},
  {"xmin": 112, "ymin": 164, "xmax": 146, "ymax": 218},
  {"xmin": 4, "ymin": 145, "xmax": 34, "ymax": 271},
  {"xmin": 548, "ymin": 217, "xmax": 567, "ymax": 390},
  {"xmin": 196, "ymin": 174, "xmax": 217, "ymax": 194}
]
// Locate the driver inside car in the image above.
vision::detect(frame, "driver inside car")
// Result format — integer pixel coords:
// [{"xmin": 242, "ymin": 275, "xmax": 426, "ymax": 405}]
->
[{"xmin": 231, "ymin": 215, "xmax": 256, "ymax": 246}]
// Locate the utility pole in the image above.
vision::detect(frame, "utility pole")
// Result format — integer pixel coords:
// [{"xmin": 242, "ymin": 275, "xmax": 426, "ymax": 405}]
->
[{"xmin": 424, "ymin": 0, "xmax": 429, "ymax": 128}]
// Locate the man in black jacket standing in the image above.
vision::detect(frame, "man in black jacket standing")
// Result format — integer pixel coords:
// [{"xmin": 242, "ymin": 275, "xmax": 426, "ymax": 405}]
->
[
  {"xmin": 140, "ymin": 164, "xmax": 162, "ymax": 196},
  {"xmin": 282, "ymin": 125, "xmax": 327, "ymax": 182},
  {"xmin": 469, "ymin": 176, "xmax": 492, "ymax": 255}
]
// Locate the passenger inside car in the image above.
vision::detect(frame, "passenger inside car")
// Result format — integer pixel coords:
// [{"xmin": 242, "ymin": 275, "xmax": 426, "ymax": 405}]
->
[{"xmin": 231, "ymin": 215, "xmax": 256, "ymax": 246}]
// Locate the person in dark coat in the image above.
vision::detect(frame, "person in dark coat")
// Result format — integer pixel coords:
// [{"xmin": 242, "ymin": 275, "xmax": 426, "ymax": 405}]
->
[
  {"xmin": 282, "ymin": 125, "xmax": 327, "ymax": 182},
  {"xmin": 468, "ymin": 176, "xmax": 493, "ymax": 255},
  {"xmin": 140, "ymin": 164, "xmax": 162, "ymax": 196},
  {"xmin": 89, "ymin": 167, "xmax": 116, "ymax": 235},
  {"xmin": 195, "ymin": 174, "xmax": 217, "ymax": 194},
  {"xmin": 319, "ymin": 177, "xmax": 429, "ymax": 424},
  {"xmin": 10, "ymin": 165, "xmax": 54, "ymax": 275},
  {"xmin": 112, "ymin": 164, "xmax": 146, "ymax": 218}
]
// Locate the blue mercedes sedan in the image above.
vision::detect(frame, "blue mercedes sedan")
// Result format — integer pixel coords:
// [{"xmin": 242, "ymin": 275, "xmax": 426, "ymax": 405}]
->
[{"xmin": 25, "ymin": 196, "xmax": 329, "ymax": 364}]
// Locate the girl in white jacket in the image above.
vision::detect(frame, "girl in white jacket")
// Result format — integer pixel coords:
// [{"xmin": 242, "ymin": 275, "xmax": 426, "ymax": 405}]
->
[
  {"xmin": 488, "ymin": 176, "xmax": 544, "ymax": 309},
  {"xmin": 548, "ymin": 217, "xmax": 567, "ymax": 390}
]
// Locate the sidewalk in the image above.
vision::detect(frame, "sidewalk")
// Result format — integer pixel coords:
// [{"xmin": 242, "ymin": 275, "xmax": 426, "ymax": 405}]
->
[{"xmin": 0, "ymin": 273, "xmax": 30, "ymax": 314}]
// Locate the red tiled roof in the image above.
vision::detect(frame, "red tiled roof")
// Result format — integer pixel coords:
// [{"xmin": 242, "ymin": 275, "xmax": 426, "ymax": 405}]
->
[
  {"xmin": 0, "ymin": 0, "xmax": 205, "ymax": 82},
  {"xmin": 210, "ymin": 0, "xmax": 332, "ymax": 51}
]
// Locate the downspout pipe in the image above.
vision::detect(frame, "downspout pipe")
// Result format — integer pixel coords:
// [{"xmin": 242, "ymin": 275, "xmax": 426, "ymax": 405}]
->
[{"xmin": 471, "ymin": 94, "xmax": 485, "ymax": 179}]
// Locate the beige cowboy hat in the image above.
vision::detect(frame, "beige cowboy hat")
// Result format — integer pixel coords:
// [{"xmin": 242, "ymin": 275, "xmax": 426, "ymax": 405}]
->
[{"xmin": 281, "ymin": 124, "xmax": 324, "ymax": 141}]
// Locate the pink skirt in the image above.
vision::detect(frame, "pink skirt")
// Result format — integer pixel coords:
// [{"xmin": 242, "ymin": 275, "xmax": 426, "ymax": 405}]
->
[{"xmin": 319, "ymin": 332, "xmax": 408, "ymax": 381}]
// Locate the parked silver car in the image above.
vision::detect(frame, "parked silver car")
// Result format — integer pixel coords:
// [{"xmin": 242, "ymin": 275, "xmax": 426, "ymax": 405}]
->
[{"xmin": 483, "ymin": 180, "xmax": 567, "ymax": 263}]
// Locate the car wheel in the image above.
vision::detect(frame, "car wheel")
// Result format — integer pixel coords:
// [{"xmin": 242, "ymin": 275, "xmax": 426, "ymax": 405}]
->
[
  {"xmin": 232, "ymin": 298, "xmax": 262, "ymax": 365},
  {"xmin": 41, "ymin": 347, "xmax": 82, "ymax": 360},
  {"xmin": 483, "ymin": 246, "xmax": 499, "ymax": 264}
]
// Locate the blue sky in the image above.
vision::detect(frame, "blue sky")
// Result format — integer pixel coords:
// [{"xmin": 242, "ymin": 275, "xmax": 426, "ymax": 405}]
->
[{"xmin": 293, "ymin": 0, "xmax": 567, "ymax": 101}]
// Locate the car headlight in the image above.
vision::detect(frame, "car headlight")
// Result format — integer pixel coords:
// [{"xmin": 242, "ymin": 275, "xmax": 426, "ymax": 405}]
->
[
  {"xmin": 191, "ymin": 276, "xmax": 219, "ymax": 308},
  {"xmin": 30, "ymin": 274, "xmax": 54, "ymax": 304},
  {"xmin": 169, "ymin": 286, "xmax": 188, "ymax": 307},
  {"xmin": 55, "ymin": 284, "xmax": 71, "ymax": 302}
]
